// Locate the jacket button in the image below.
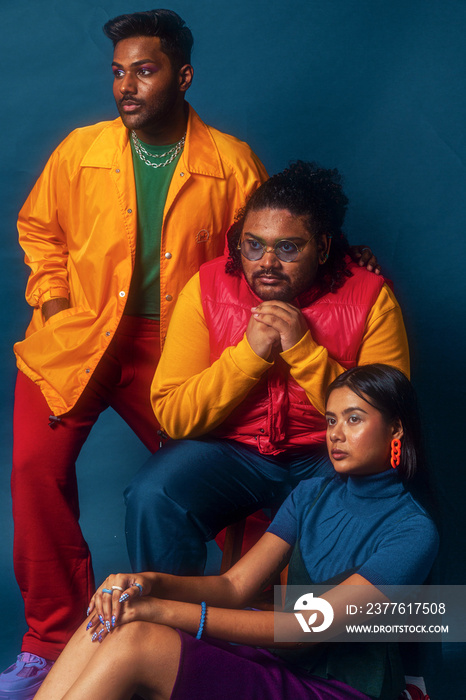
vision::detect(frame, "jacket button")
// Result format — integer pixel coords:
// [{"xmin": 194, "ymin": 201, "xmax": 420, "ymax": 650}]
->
[
  {"xmin": 127, "ymin": 208, "xmax": 133, "ymax": 214},
  {"xmin": 165, "ymin": 252, "xmax": 172, "ymax": 259},
  {"xmin": 119, "ymin": 291, "xmax": 126, "ymax": 298},
  {"xmin": 85, "ymin": 368, "xmax": 91, "ymax": 373},
  {"xmin": 106, "ymin": 331, "xmax": 111, "ymax": 336},
  {"xmin": 115, "ymin": 169, "xmax": 120, "ymax": 173},
  {"xmin": 180, "ymin": 172, "xmax": 185, "ymax": 177},
  {"xmin": 165, "ymin": 294, "xmax": 173, "ymax": 301},
  {"xmin": 259, "ymin": 428, "xmax": 265, "ymax": 433}
]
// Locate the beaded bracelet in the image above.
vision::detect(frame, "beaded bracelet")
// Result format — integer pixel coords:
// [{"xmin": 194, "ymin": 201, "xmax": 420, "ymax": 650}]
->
[{"xmin": 196, "ymin": 601, "xmax": 207, "ymax": 640}]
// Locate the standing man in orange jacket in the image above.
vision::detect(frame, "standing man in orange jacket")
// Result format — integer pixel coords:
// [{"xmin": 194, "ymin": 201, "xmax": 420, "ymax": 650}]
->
[{"xmin": 2, "ymin": 9, "xmax": 267, "ymax": 698}]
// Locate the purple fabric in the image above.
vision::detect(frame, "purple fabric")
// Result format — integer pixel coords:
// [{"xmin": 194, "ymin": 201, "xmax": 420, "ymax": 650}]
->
[{"xmin": 170, "ymin": 631, "xmax": 371, "ymax": 700}]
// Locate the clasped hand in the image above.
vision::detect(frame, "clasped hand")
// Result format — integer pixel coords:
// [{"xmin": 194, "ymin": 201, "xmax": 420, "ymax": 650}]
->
[
  {"xmin": 86, "ymin": 573, "xmax": 157, "ymax": 643},
  {"xmin": 246, "ymin": 301, "xmax": 308, "ymax": 359}
]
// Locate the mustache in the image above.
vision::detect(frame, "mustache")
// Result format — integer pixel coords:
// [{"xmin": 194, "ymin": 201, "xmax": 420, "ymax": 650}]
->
[
  {"xmin": 118, "ymin": 97, "xmax": 143, "ymax": 106},
  {"xmin": 252, "ymin": 269, "xmax": 289, "ymax": 282}
]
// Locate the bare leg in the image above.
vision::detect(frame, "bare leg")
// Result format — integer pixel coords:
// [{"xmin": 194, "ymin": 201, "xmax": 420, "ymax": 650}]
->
[{"xmin": 34, "ymin": 619, "xmax": 181, "ymax": 700}]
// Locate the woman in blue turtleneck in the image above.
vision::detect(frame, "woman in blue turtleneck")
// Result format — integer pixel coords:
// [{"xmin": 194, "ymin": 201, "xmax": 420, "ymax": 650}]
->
[{"xmin": 36, "ymin": 364, "xmax": 438, "ymax": 700}]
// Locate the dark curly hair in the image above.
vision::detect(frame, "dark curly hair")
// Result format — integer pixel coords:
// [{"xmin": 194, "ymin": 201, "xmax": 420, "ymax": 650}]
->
[
  {"xmin": 226, "ymin": 161, "xmax": 351, "ymax": 294},
  {"xmin": 103, "ymin": 9, "xmax": 193, "ymax": 69}
]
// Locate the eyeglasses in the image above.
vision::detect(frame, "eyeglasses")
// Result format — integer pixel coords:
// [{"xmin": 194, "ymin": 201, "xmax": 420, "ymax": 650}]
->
[{"xmin": 237, "ymin": 237, "xmax": 311, "ymax": 263}]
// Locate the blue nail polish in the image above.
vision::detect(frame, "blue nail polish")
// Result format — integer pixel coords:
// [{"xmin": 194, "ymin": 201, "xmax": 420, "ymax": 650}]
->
[
  {"xmin": 119, "ymin": 593, "xmax": 129, "ymax": 602},
  {"xmin": 87, "ymin": 606, "xmax": 91, "ymax": 616},
  {"xmin": 98, "ymin": 633, "xmax": 103, "ymax": 643},
  {"xmin": 86, "ymin": 620, "xmax": 93, "ymax": 630},
  {"xmin": 105, "ymin": 620, "xmax": 111, "ymax": 633},
  {"xmin": 92, "ymin": 632, "xmax": 98, "ymax": 641},
  {"xmin": 111, "ymin": 615, "xmax": 116, "ymax": 628},
  {"xmin": 99, "ymin": 615, "xmax": 104, "ymax": 624}
]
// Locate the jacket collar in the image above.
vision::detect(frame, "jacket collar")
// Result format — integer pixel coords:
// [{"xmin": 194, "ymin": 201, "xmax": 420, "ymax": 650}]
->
[
  {"xmin": 182, "ymin": 104, "xmax": 224, "ymax": 178},
  {"xmin": 80, "ymin": 118, "xmax": 130, "ymax": 168},
  {"xmin": 80, "ymin": 104, "xmax": 225, "ymax": 179}
]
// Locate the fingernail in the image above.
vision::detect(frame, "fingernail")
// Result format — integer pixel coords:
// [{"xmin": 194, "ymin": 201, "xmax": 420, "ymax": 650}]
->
[
  {"xmin": 86, "ymin": 620, "xmax": 93, "ymax": 630},
  {"xmin": 92, "ymin": 632, "xmax": 98, "ymax": 641},
  {"xmin": 99, "ymin": 615, "xmax": 104, "ymax": 624},
  {"xmin": 87, "ymin": 606, "xmax": 91, "ymax": 616},
  {"xmin": 112, "ymin": 615, "xmax": 116, "ymax": 628},
  {"xmin": 119, "ymin": 593, "xmax": 129, "ymax": 602},
  {"xmin": 98, "ymin": 633, "xmax": 103, "ymax": 643},
  {"xmin": 105, "ymin": 621, "xmax": 111, "ymax": 633}
]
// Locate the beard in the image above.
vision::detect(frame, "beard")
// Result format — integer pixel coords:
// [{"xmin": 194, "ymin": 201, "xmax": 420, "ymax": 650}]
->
[
  {"xmin": 248, "ymin": 268, "xmax": 313, "ymax": 302},
  {"xmin": 251, "ymin": 279, "xmax": 294, "ymax": 301},
  {"xmin": 116, "ymin": 87, "xmax": 180, "ymax": 135}
]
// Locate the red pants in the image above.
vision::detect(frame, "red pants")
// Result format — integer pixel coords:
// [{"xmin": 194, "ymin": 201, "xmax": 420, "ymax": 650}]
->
[{"xmin": 11, "ymin": 316, "xmax": 161, "ymax": 660}]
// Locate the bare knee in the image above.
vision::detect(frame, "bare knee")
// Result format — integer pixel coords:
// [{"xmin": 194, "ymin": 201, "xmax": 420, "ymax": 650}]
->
[
  {"xmin": 70, "ymin": 621, "xmax": 181, "ymax": 676},
  {"xmin": 109, "ymin": 621, "xmax": 180, "ymax": 660},
  {"xmin": 104, "ymin": 622, "xmax": 181, "ymax": 697}
]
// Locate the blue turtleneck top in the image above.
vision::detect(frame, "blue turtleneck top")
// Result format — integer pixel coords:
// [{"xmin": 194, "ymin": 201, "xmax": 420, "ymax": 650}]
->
[{"xmin": 267, "ymin": 469, "xmax": 438, "ymax": 586}]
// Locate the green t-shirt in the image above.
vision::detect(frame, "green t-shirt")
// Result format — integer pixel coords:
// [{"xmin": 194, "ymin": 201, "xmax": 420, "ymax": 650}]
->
[{"xmin": 125, "ymin": 135, "xmax": 183, "ymax": 319}]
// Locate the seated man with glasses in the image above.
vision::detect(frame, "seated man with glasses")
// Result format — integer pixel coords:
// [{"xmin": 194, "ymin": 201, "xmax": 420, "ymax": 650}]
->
[{"xmin": 125, "ymin": 161, "xmax": 410, "ymax": 576}]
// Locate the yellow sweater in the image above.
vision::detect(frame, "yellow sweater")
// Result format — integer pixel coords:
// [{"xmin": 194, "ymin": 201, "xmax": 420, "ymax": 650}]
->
[{"xmin": 151, "ymin": 273, "xmax": 410, "ymax": 439}]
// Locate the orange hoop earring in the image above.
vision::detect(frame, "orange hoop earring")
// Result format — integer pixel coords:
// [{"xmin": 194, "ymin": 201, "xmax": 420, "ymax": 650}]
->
[{"xmin": 391, "ymin": 438, "xmax": 401, "ymax": 469}]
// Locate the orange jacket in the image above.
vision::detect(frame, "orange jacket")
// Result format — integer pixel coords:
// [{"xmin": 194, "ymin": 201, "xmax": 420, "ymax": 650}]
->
[{"xmin": 14, "ymin": 106, "xmax": 268, "ymax": 415}]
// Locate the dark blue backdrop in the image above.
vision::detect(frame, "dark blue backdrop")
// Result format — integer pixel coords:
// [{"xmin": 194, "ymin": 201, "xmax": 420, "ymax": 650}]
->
[{"xmin": 1, "ymin": 1, "xmax": 465, "ymax": 695}]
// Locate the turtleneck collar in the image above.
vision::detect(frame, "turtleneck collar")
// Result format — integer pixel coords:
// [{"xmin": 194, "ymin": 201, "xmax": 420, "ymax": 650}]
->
[{"xmin": 344, "ymin": 468, "xmax": 405, "ymax": 500}]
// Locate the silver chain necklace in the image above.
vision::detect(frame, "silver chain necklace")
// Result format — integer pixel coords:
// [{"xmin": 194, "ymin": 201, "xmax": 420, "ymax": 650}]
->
[{"xmin": 131, "ymin": 131, "xmax": 186, "ymax": 169}]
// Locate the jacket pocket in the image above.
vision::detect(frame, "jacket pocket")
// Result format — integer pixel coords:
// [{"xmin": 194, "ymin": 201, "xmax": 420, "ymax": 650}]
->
[{"xmin": 43, "ymin": 305, "xmax": 87, "ymax": 327}]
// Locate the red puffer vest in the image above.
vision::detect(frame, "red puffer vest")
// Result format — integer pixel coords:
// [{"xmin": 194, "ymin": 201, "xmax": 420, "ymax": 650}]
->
[{"xmin": 199, "ymin": 256, "xmax": 385, "ymax": 455}]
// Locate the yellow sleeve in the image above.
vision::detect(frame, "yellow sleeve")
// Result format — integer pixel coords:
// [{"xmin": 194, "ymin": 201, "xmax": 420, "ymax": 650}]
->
[
  {"xmin": 280, "ymin": 283, "xmax": 410, "ymax": 415},
  {"xmin": 151, "ymin": 273, "xmax": 272, "ymax": 439},
  {"xmin": 18, "ymin": 146, "xmax": 71, "ymax": 308}
]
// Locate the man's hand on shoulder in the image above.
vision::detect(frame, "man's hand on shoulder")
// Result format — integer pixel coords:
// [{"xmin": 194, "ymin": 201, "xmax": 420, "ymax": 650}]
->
[
  {"xmin": 349, "ymin": 245, "xmax": 381, "ymax": 274},
  {"xmin": 250, "ymin": 301, "xmax": 308, "ymax": 353},
  {"xmin": 41, "ymin": 297, "xmax": 70, "ymax": 322}
]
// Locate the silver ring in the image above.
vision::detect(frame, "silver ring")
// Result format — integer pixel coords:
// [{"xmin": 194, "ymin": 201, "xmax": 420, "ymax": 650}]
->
[
  {"xmin": 131, "ymin": 582, "xmax": 143, "ymax": 596},
  {"xmin": 111, "ymin": 585, "xmax": 124, "ymax": 592},
  {"xmin": 102, "ymin": 588, "xmax": 113, "ymax": 594}
]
